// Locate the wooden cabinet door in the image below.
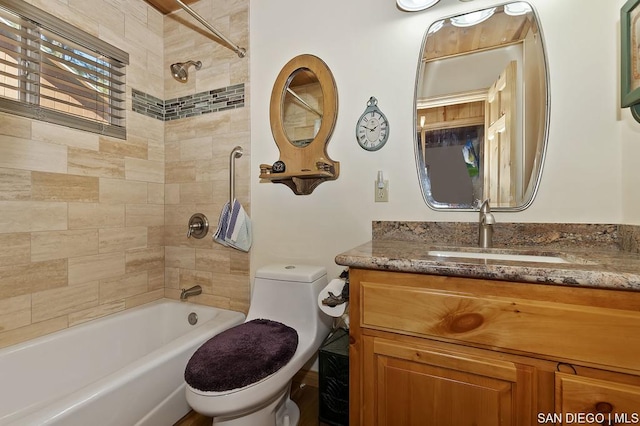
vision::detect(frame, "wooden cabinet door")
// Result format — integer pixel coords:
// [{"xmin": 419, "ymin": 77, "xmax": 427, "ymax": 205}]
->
[
  {"xmin": 555, "ymin": 372, "xmax": 640, "ymax": 425},
  {"xmin": 363, "ymin": 336, "xmax": 535, "ymax": 426}
]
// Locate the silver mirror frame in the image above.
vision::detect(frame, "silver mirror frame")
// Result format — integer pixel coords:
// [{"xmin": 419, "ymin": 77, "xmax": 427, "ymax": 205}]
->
[{"xmin": 413, "ymin": 1, "xmax": 551, "ymax": 211}]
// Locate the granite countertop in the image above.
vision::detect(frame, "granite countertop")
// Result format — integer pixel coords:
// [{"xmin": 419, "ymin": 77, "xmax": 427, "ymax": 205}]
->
[{"xmin": 334, "ymin": 222, "xmax": 640, "ymax": 292}]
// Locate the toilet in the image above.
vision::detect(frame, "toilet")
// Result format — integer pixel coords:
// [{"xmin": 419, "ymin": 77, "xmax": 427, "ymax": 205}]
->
[{"xmin": 184, "ymin": 264, "xmax": 332, "ymax": 426}]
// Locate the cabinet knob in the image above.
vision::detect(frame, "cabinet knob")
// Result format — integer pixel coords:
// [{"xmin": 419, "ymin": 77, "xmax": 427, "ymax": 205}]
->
[
  {"xmin": 595, "ymin": 401, "xmax": 613, "ymax": 413},
  {"xmin": 595, "ymin": 401, "xmax": 614, "ymax": 426}
]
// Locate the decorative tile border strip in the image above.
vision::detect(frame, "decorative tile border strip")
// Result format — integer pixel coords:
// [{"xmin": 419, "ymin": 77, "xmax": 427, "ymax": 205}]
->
[{"xmin": 132, "ymin": 83, "xmax": 244, "ymax": 121}]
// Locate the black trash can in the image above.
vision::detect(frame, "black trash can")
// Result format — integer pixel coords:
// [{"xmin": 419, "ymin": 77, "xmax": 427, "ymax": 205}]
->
[{"xmin": 318, "ymin": 328, "xmax": 349, "ymax": 425}]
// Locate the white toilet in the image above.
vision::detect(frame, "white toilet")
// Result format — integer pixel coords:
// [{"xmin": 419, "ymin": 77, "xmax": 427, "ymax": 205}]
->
[{"xmin": 185, "ymin": 264, "xmax": 332, "ymax": 426}]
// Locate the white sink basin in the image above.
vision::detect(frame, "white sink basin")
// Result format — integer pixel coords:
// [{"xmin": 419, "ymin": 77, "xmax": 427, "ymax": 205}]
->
[{"xmin": 428, "ymin": 250, "xmax": 569, "ymax": 264}]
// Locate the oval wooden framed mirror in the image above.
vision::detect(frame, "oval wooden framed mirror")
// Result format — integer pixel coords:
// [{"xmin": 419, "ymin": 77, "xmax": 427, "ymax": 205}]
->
[{"xmin": 259, "ymin": 54, "xmax": 339, "ymax": 195}]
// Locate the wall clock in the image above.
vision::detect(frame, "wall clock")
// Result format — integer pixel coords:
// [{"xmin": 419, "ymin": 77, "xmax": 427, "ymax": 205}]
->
[{"xmin": 355, "ymin": 96, "xmax": 389, "ymax": 151}]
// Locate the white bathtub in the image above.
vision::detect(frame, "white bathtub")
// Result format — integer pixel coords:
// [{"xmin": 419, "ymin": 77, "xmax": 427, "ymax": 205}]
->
[{"xmin": 0, "ymin": 299, "xmax": 245, "ymax": 426}]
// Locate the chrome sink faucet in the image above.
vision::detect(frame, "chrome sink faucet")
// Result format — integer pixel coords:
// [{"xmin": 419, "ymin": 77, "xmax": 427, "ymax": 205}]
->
[
  {"xmin": 180, "ymin": 285, "xmax": 202, "ymax": 300},
  {"xmin": 478, "ymin": 199, "xmax": 496, "ymax": 248}
]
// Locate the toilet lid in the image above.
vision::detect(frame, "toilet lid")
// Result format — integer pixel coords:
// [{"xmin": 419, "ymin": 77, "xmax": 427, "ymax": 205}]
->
[{"xmin": 184, "ymin": 318, "xmax": 299, "ymax": 392}]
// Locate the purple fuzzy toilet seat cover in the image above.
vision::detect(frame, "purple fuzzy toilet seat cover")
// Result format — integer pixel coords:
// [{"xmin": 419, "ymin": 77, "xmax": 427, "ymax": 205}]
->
[{"xmin": 184, "ymin": 318, "xmax": 299, "ymax": 392}]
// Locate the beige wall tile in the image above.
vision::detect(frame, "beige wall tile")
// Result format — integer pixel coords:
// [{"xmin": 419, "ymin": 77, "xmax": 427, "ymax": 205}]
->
[
  {"xmin": 209, "ymin": 271, "xmax": 249, "ymax": 302},
  {"xmin": 32, "ymin": 172, "xmax": 99, "ymax": 202},
  {"xmin": 68, "ymin": 252, "xmax": 125, "ymax": 285},
  {"xmin": 179, "ymin": 268, "xmax": 212, "ymax": 291},
  {"xmin": 165, "ymin": 246, "xmax": 196, "ymax": 269},
  {"xmin": 0, "ymin": 136, "xmax": 67, "ymax": 174},
  {"xmin": 0, "ymin": 259, "xmax": 68, "ymax": 299},
  {"xmin": 125, "ymin": 158, "xmax": 164, "ymax": 183},
  {"xmin": 125, "ymin": 203, "xmax": 164, "ymax": 227},
  {"xmin": 166, "ymin": 161, "xmax": 196, "ymax": 183},
  {"xmin": 180, "ymin": 137, "xmax": 213, "ymax": 161},
  {"xmin": 0, "ymin": 294, "xmax": 31, "ymax": 333},
  {"xmin": 68, "ymin": 0, "xmax": 124, "ymax": 36},
  {"xmin": 32, "ymin": 282, "xmax": 99, "ymax": 322},
  {"xmin": 0, "ymin": 168, "xmax": 31, "ymax": 201},
  {"xmin": 179, "ymin": 182, "xmax": 214, "ymax": 204},
  {"xmin": 148, "ymin": 183, "xmax": 164, "ymax": 205},
  {"xmin": 30, "ymin": 0, "xmax": 100, "ymax": 37},
  {"xmin": 147, "ymin": 136, "xmax": 165, "ymax": 163},
  {"xmin": 229, "ymin": 249, "xmax": 250, "ymax": 275},
  {"xmin": 99, "ymin": 227, "xmax": 147, "ymax": 253},
  {"xmin": 125, "ymin": 246, "xmax": 164, "ymax": 273},
  {"xmin": 148, "ymin": 226, "xmax": 164, "ymax": 247},
  {"xmin": 31, "ymin": 230, "xmax": 99, "ymax": 262},
  {"xmin": 165, "ymin": 184, "xmax": 180, "ymax": 205},
  {"xmin": 100, "ymin": 271, "xmax": 148, "ymax": 303},
  {"xmin": 69, "ymin": 203, "xmax": 125, "ymax": 229},
  {"xmin": 175, "ymin": 291, "xmax": 231, "ymax": 310},
  {"xmin": 100, "ymin": 178, "xmax": 148, "ymax": 204},
  {"xmin": 99, "ymin": 135, "xmax": 148, "ymax": 159},
  {"xmin": 0, "ymin": 233, "xmax": 30, "ymax": 267},
  {"xmin": 165, "ymin": 204, "xmax": 198, "ymax": 226},
  {"xmin": 0, "ymin": 113, "xmax": 31, "ymax": 139},
  {"xmin": 195, "ymin": 248, "xmax": 231, "ymax": 273},
  {"xmin": 0, "ymin": 201, "xmax": 67, "ymax": 233},
  {"xmin": 124, "ymin": 289, "xmax": 164, "ymax": 309},
  {"xmin": 0, "ymin": 316, "xmax": 67, "ymax": 350},
  {"xmin": 148, "ymin": 269, "xmax": 165, "ymax": 290},
  {"xmin": 67, "ymin": 147, "xmax": 125, "ymax": 179},
  {"xmin": 68, "ymin": 301, "xmax": 125, "ymax": 327},
  {"xmin": 164, "ymin": 140, "xmax": 180, "ymax": 163},
  {"xmin": 165, "ymin": 267, "xmax": 180, "ymax": 289},
  {"xmin": 31, "ymin": 121, "xmax": 100, "ymax": 151}
]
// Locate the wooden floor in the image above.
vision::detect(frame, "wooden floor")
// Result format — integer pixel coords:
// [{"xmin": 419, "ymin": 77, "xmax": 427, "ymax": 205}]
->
[{"xmin": 174, "ymin": 380, "xmax": 329, "ymax": 426}]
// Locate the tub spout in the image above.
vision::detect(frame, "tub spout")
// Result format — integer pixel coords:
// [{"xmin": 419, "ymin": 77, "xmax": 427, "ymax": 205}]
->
[{"xmin": 180, "ymin": 285, "xmax": 202, "ymax": 300}]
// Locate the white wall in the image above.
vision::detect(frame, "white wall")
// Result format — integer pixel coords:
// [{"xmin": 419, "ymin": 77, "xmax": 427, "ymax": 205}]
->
[{"xmin": 250, "ymin": 0, "xmax": 630, "ymax": 278}]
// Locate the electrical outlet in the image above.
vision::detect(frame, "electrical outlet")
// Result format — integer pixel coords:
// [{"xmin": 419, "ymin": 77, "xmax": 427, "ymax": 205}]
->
[{"xmin": 375, "ymin": 180, "xmax": 389, "ymax": 202}]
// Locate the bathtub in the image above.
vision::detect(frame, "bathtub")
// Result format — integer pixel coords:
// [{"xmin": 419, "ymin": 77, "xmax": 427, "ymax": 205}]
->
[{"xmin": 0, "ymin": 299, "xmax": 245, "ymax": 426}]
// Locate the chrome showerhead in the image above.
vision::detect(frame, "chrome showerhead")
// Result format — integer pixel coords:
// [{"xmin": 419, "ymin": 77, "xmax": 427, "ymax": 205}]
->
[{"xmin": 170, "ymin": 60, "xmax": 202, "ymax": 82}]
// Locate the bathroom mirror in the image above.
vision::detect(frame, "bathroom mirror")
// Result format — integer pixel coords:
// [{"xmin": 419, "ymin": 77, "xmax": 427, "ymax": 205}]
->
[
  {"xmin": 259, "ymin": 54, "xmax": 339, "ymax": 195},
  {"xmin": 283, "ymin": 68, "xmax": 324, "ymax": 148},
  {"xmin": 415, "ymin": 1, "xmax": 549, "ymax": 211}
]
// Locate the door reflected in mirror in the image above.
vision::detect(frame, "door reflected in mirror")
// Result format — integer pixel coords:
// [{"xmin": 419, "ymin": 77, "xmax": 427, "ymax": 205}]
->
[
  {"xmin": 415, "ymin": 1, "xmax": 549, "ymax": 211},
  {"xmin": 283, "ymin": 68, "xmax": 323, "ymax": 148}
]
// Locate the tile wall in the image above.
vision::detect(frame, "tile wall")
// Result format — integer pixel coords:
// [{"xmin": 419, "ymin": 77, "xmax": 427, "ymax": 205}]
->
[
  {"xmin": 0, "ymin": 0, "xmax": 250, "ymax": 349},
  {"xmin": 162, "ymin": 0, "xmax": 251, "ymax": 313}
]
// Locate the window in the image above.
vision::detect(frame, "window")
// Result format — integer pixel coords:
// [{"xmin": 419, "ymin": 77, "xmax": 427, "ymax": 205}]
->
[{"xmin": 0, "ymin": 0, "xmax": 129, "ymax": 139}]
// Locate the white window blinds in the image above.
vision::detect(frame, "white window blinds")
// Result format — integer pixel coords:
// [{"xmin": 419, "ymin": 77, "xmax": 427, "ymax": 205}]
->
[{"xmin": 0, "ymin": 0, "xmax": 129, "ymax": 139}]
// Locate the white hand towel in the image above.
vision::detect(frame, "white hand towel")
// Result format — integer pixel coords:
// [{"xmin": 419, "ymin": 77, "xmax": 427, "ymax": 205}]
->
[
  {"xmin": 223, "ymin": 199, "xmax": 252, "ymax": 252},
  {"xmin": 213, "ymin": 201, "xmax": 231, "ymax": 247}
]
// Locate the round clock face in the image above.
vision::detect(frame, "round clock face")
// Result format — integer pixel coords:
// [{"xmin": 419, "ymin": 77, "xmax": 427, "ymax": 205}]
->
[{"xmin": 356, "ymin": 97, "xmax": 389, "ymax": 151}]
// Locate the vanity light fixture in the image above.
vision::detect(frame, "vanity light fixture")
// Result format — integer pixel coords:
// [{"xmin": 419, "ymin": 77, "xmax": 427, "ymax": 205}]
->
[
  {"xmin": 504, "ymin": 2, "xmax": 532, "ymax": 16},
  {"xmin": 397, "ymin": 0, "xmax": 440, "ymax": 12},
  {"xmin": 450, "ymin": 7, "xmax": 496, "ymax": 27}
]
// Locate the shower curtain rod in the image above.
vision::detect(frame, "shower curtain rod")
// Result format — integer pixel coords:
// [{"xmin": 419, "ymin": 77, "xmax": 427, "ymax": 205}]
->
[{"xmin": 175, "ymin": 0, "xmax": 246, "ymax": 58}]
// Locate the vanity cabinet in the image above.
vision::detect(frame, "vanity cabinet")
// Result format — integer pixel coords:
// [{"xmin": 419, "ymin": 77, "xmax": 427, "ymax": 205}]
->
[{"xmin": 348, "ymin": 268, "xmax": 640, "ymax": 425}]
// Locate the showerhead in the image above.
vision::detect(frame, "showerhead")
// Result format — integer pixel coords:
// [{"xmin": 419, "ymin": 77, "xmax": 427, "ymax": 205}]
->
[{"xmin": 170, "ymin": 60, "xmax": 202, "ymax": 82}]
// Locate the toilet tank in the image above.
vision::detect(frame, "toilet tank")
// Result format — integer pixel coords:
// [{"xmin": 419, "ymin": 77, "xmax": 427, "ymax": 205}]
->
[{"xmin": 247, "ymin": 264, "xmax": 328, "ymax": 331}]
